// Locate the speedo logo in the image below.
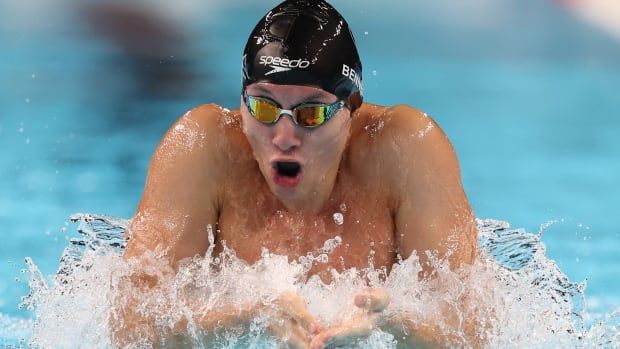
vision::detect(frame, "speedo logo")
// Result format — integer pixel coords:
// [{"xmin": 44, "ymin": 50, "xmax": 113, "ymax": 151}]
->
[{"xmin": 259, "ymin": 55, "xmax": 311, "ymax": 75}]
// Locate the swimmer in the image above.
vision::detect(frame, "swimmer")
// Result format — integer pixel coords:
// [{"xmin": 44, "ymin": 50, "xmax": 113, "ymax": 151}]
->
[{"xmin": 117, "ymin": 0, "xmax": 479, "ymax": 347}]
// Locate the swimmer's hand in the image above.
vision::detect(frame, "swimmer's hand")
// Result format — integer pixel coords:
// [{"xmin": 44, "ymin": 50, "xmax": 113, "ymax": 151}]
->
[
  {"xmin": 309, "ymin": 288, "xmax": 389, "ymax": 349},
  {"xmin": 266, "ymin": 290, "xmax": 322, "ymax": 348}
]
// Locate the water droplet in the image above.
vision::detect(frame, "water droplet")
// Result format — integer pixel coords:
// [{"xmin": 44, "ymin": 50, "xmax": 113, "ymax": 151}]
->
[
  {"xmin": 25, "ymin": 98, "xmax": 30, "ymax": 103},
  {"xmin": 333, "ymin": 212, "xmax": 344, "ymax": 225},
  {"xmin": 18, "ymin": 127, "xmax": 24, "ymax": 133},
  {"xmin": 339, "ymin": 203, "xmax": 347, "ymax": 212},
  {"xmin": 364, "ymin": 31, "xmax": 369, "ymax": 35},
  {"xmin": 372, "ymin": 70, "xmax": 377, "ymax": 76},
  {"xmin": 31, "ymin": 73, "xmax": 36, "ymax": 79}
]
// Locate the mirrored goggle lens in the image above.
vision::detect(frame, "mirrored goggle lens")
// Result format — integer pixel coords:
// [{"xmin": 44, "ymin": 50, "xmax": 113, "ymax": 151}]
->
[
  {"xmin": 247, "ymin": 96, "xmax": 335, "ymax": 127},
  {"xmin": 248, "ymin": 97, "xmax": 279, "ymax": 123},
  {"xmin": 294, "ymin": 106, "xmax": 327, "ymax": 127}
]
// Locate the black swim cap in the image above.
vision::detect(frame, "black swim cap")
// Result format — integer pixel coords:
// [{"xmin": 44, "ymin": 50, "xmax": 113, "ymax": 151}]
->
[{"xmin": 242, "ymin": 0, "xmax": 363, "ymax": 112}]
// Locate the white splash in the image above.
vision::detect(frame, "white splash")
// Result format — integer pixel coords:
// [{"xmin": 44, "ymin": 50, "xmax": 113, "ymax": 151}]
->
[
  {"xmin": 16, "ymin": 215, "xmax": 620, "ymax": 348},
  {"xmin": 333, "ymin": 212, "xmax": 344, "ymax": 225}
]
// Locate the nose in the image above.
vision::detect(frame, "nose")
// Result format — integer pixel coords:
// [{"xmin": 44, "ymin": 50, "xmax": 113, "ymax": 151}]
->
[{"xmin": 271, "ymin": 114, "xmax": 301, "ymax": 152}]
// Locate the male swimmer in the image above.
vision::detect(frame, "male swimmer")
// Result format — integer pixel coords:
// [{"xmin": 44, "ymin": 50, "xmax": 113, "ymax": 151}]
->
[{"xmin": 119, "ymin": 0, "xmax": 479, "ymax": 347}]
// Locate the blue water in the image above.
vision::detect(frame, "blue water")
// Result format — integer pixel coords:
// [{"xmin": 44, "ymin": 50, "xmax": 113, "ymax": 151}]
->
[{"xmin": 1, "ymin": 0, "xmax": 619, "ymax": 342}]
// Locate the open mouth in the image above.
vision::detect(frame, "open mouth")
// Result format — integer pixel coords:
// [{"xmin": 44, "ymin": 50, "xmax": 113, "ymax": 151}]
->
[{"xmin": 274, "ymin": 161, "xmax": 302, "ymax": 177}]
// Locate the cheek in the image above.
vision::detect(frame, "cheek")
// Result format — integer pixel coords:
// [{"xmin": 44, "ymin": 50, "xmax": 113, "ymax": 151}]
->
[
  {"xmin": 308, "ymin": 120, "xmax": 350, "ymax": 158},
  {"xmin": 242, "ymin": 117, "xmax": 271, "ymax": 155},
  {"xmin": 248, "ymin": 133, "xmax": 269, "ymax": 156},
  {"xmin": 242, "ymin": 112, "xmax": 268, "ymax": 140},
  {"xmin": 323, "ymin": 117, "xmax": 350, "ymax": 145}
]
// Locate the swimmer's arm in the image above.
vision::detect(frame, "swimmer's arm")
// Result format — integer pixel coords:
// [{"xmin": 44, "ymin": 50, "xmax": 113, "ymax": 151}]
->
[
  {"xmin": 383, "ymin": 106, "xmax": 477, "ymax": 272},
  {"xmin": 384, "ymin": 105, "xmax": 480, "ymax": 346},
  {"xmin": 124, "ymin": 104, "xmax": 224, "ymax": 265},
  {"xmin": 309, "ymin": 288, "xmax": 464, "ymax": 349},
  {"xmin": 114, "ymin": 286, "xmax": 320, "ymax": 347},
  {"xmin": 113, "ymin": 104, "xmax": 224, "ymax": 346},
  {"xmin": 112, "ymin": 289, "xmax": 264, "ymax": 347}
]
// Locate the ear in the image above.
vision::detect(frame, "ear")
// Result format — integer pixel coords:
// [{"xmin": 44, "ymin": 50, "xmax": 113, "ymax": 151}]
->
[{"xmin": 346, "ymin": 91, "xmax": 363, "ymax": 114}]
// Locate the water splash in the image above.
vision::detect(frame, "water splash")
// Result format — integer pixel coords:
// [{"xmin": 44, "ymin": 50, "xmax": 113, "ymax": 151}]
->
[
  {"xmin": 0, "ymin": 314, "xmax": 32, "ymax": 347},
  {"xmin": 14, "ymin": 214, "xmax": 620, "ymax": 348}
]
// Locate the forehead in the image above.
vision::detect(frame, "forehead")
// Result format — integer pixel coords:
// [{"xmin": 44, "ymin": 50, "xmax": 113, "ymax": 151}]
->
[{"xmin": 245, "ymin": 82, "xmax": 337, "ymax": 103}]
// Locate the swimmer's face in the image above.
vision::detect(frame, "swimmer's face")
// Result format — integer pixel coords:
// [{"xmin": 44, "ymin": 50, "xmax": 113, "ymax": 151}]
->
[{"xmin": 240, "ymin": 82, "xmax": 351, "ymax": 207}]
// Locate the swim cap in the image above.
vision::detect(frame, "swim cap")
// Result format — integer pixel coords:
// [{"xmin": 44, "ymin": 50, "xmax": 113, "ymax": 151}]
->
[{"xmin": 242, "ymin": 0, "xmax": 363, "ymax": 112}]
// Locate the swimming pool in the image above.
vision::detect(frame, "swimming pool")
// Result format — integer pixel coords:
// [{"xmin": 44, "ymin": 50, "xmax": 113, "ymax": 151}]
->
[{"xmin": 1, "ymin": 0, "xmax": 619, "ymax": 346}]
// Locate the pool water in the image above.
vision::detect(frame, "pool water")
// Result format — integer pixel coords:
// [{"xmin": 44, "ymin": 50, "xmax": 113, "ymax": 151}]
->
[{"xmin": 1, "ymin": 0, "xmax": 619, "ymax": 345}]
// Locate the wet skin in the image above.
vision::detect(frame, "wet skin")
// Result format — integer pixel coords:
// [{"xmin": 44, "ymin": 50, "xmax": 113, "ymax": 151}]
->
[{"xmin": 123, "ymin": 83, "xmax": 478, "ymax": 348}]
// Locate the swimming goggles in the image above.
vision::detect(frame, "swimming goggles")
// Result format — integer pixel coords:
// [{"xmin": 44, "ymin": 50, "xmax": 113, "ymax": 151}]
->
[{"xmin": 243, "ymin": 91, "xmax": 345, "ymax": 128}]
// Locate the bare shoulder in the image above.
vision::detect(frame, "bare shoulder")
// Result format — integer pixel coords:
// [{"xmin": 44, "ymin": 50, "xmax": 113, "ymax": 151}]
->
[
  {"xmin": 154, "ymin": 103, "xmax": 246, "ymax": 171},
  {"xmin": 161, "ymin": 103, "xmax": 242, "ymax": 149},
  {"xmin": 362, "ymin": 103, "xmax": 449, "ymax": 148},
  {"xmin": 182, "ymin": 103, "xmax": 242, "ymax": 130},
  {"xmin": 350, "ymin": 103, "xmax": 476, "ymax": 268},
  {"xmin": 126, "ymin": 103, "xmax": 245, "ymax": 263},
  {"xmin": 349, "ymin": 103, "xmax": 456, "ymax": 184}
]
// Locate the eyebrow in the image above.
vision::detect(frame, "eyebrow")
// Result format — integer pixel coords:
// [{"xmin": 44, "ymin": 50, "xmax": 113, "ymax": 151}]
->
[
  {"xmin": 252, "ymin": 86, "xmax": 332, "ymax": 104},
  {"xmin": 252, "ymin": 85, "xmax": 277, "ymax": 99}
]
